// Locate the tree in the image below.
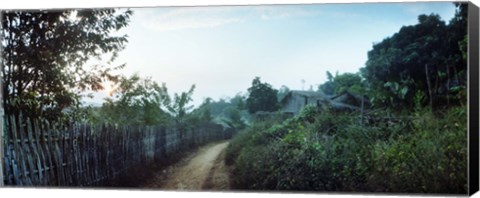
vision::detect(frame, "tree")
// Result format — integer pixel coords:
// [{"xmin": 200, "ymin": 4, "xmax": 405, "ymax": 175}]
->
[
  {"xmin": 318, "ymin": 71, "xmax": 364, "ymax": 95},
  {"xmin": 360, "ymin": 10, "xmax": 467, "ymax": 110},
  {"xmin": 223, "ymin": 106, "xmax": 246, "ymax": 130},
  {"xmin": 99, "ymin": 74, "xmax": 170, "ymax": 126},
  {"xmin": 333, "ymin": 73, "xmax": 363, "ymax": 94},
  {"xmin": 230, "ymin": 93, "xmax": 246, "ymax": 110},
  {"xmin": 449, "ymin": 3, "xmax": 468, "ymax": 63},
  {"xmin": 277, "ymin": 85, "xmax": 290, "ymax": 101},
  {"xmin": 1, "ymin": 9, "xmax": 132, "ymax": 122},
  {"xmin": 162, "ymin": 84, "xmax": 196, "ymax": 140},
  {"xmin": 190, "ymin": 94, "xmax": 248, "ymax": 128},
  {"xmin": 164, "ymin": 84, "xmax": 196, "ymax": 125},
  {"xmin": 246, "ymin": 77, "xmax": 279, "ymax": 114},
  {"xmin": 188, "ymin": 97, "xmax": 214, "ymax": 124},
  {"xmin": 318, "ymin": 71, "xmax": 335, "ymax": 95}
]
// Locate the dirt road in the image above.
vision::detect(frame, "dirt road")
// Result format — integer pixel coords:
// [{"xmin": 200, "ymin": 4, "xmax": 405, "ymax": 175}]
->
[{"xmin": 143, "ymin": 141, "xmax": 230, "ymax": 191}]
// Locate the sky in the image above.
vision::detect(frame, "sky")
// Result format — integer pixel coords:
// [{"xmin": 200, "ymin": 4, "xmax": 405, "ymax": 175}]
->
[{"xmin": 84, "ymin": 2, "xmax": 458, "ymax": 107}]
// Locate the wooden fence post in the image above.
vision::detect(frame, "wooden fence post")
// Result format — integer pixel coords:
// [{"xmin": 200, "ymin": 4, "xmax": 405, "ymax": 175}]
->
[{"xmin": 0, "ymin": 113, "xmax": 231, "ymax": 187}]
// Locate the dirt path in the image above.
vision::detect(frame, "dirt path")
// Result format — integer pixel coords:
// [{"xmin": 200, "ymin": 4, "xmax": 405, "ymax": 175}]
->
[{"xmin": 143, "ymin": 141, "xmax": 230, "ymax": 191}]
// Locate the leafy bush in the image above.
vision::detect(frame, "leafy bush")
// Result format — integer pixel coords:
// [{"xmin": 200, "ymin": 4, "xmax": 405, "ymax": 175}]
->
[
  {"xmin": 225, "ymin": 119, "xmax": 282, "ymax": 165},
  {"xmin": 367, "ymin": 107, "xmax": 467, "ymax": 193},
  {"xmin": 226, "ymin": 105, "xmax": 467, "ymax": 193}
]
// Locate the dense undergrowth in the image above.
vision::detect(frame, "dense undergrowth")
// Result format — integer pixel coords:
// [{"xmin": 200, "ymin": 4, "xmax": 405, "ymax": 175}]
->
[{"xmin": 225, "ymin": 105, "xmax": 467, "ymax": 194}]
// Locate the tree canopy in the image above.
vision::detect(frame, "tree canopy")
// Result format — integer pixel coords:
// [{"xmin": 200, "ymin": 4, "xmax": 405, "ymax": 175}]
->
[
  {"xmin": 94, "ymin": 74, "xmax": 170, "ymax": 126},
  {"xmin": 164, "ymin": 84, "xmax": 196, "ymax": 125},
  {"xmin": 1, "ymin": 9, "xmax": 132, "ymax": 122},
  {"xmin": 360, "ymin": 4, "xmax": 467, "ymax": 110},
  {"xmin": 246, "ymin": 77, "xmax": 279, "ymax": 114},
  {"xmin": 318, "ymin": 71, "xmax": 364, "ymax": 96}
]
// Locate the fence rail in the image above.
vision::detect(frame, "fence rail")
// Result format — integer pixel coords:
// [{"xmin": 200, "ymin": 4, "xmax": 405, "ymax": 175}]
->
[{"xmin": 1, "ymin": 115, "xmax": 235, "ymax": 187}]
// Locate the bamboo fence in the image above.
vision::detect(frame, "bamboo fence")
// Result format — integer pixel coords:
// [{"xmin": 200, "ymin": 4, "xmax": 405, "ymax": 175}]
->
[{"xmin": 1, "ymin": 115, "xmax": 234, "ymax": 187}]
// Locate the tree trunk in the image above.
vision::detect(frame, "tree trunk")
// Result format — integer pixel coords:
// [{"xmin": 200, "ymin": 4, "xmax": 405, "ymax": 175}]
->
[
  {"xmin": 453, "ymin": 64, "xmax": 460, "ymax": 85},
  {"xmin": 446, "ymin": 64, "xmax": 450, "ymax": 106},
  {"xmin": 434, "ymin": 65, "xmax": 440, "ymax": 97},
  {"xmin": 425, "ymin": 64, "xmax": 433, "ymax": 109}
]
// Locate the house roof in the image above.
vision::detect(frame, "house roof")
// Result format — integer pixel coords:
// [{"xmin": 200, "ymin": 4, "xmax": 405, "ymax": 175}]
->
[
  {"xmin": 291, "ymin": 90, "xmax": 327, "ymax": 97},
  {"xmin": 330, "ymin": 91, "xmax": 353, "ymax": 100},
  {"xmin": 280, "ymin": 90, "xmax": 330, "ymax": 104},
  {"xmin": 330, "ymin": 91, "xmax": 370, "ymax": 104},
  {"xmin": 329, "ymin": 101, "xmax": 359, "ymax": 110},
  {"xmin": 280, "ymin": 90, "xmax": 367, "ymax": 110}
]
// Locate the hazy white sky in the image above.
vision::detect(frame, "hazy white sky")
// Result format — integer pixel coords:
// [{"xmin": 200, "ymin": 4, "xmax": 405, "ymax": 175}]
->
[{"xmin": 84, "ymin": 2, "xmax": 457, "ymax": 107}]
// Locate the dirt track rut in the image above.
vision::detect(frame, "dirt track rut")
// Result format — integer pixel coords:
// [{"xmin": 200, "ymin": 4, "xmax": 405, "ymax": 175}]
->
[{"xmin": 143, "ymin": 141, "xmax": 230, "ymax": 191}]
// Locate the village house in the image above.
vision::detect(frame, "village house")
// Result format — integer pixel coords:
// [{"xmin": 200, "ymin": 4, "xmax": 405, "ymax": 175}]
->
[
  {"xmin": 280, "ymin": 90, "xmax": 369, "ymax": 116},
  {"xmin": 280, "ymin": 90, "xmax": 329, "ymax": 116}
]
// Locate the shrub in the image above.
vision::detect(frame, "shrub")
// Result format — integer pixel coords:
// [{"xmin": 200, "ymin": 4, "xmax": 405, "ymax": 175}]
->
[
  {"xmin": 367, "ymin": 106, "xmax": 467, "ymax": 193},
  {"xmin": 226, "ymin": 105, "xmax": 467, "ymax": 194}
]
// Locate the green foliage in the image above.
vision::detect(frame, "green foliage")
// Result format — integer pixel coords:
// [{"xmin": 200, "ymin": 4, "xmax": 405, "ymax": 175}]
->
[
  {"xmin": 226, "ymin": 105, "xmax": 467, "ymax": 193},
  {"xmin": 318, "ymin": 71, "xmax": 364, "ymax": 95},
  {"xmin": 333, "ymin": 73, "xmax": 364, "ymax": 94},
  {"xmin": 189, "ymin": 98, "xmax": 214, "ymax": 123},
  {"xmin": 223, "ymin": 107, "xmax": 246, "ymax": 130},
  {"xmin": 360, "ymin": 8, "xmax": 467, "ymax": 110},
  {"xmin": 277, "ymin": 85, "xmax": 291, "ymax": 101},
  {"xmin": 319, "ymin": 71, "xmax": 336, "ymax": 95},
  {"xmin": 2, "ymin": 9, "xmax": 132, "ymax": 122},
  {"xmin": 230, "ymin": 94, "xmax": 247, "ymax": 110},
  {"xmin": 164, "ymin": 84, "xmax": 196, "ymax": 124},
  {"xmin": 368, "ymin": 107, "xmax": 467, "ymax": 193},
  {"xmin": 296, "ymin": 104, "xmax": 318, "ymax": 123},
  {"xmin": 93, "ymin": 74, "xmax": 170, "ymax": 126},
  {"xmin": 246, "ymin": 77, "xmax": 280, "ymax": 114},
  {"xmin": 191, "ymin": 94, "xmax": 249, "ymax": 130},
  {"xmin": 225, "ymin": 121, "xmax": 273, "ymax": 165}
]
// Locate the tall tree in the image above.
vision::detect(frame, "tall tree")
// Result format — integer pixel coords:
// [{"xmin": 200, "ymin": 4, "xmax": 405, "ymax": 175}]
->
[
  {"xmin": 361, "ymin": 9, "xmax": 467, "ymax": 110},
  {"xmin": 246, "ymin": 77, "xmax": 279, "ymax": 114},
  {"xmin": 1, "ymin": 9, "xmax": 132, "ymax": 122}
]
